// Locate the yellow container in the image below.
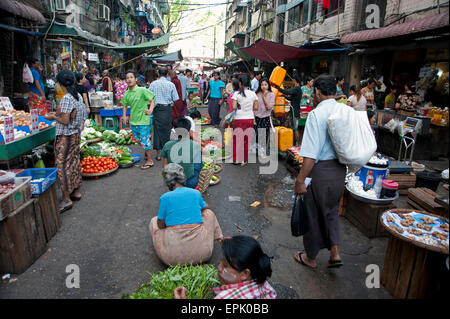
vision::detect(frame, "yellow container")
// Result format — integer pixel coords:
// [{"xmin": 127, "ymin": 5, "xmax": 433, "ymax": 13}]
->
[
  {"xmin": 270, "ymin": 66, "xmax": 287, "ymax": 88},
  {"xmin": 274, "ymin": 96, "xmax": 285, "ymax": 117},
  {"xmin": 277, "ymin": 127, "xmax": 294, "ymax": 152}
]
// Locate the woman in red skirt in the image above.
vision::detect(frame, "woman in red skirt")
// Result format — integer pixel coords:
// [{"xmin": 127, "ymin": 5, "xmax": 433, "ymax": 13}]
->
[{"xmin": 232, "ymin": 75, "xmax": 259, "ymax": 166}]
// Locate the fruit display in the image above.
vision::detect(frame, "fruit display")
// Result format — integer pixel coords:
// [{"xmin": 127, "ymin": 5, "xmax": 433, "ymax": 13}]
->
[
  {"xmin": 81, "ymin": 156, "xmax": 118, "ymax": 174},
  {"xmin": 0, "ymin": 183, "xmax": 16, "ymax": 195}
]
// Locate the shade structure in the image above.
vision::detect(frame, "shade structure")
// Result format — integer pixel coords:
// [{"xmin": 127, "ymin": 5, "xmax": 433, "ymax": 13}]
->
[
  {"xmin": 240, "ymin": 39, "xmax": 322, "ymax": 64},
  {"xmin": 341, "ymin": 11, "xmax": 449, "ymax": 44},
  {"xmin": 0, "ymin": 0, "xmax": 46, "ymax": 23},
  {"xmin": 113, "ymin": 33, "xmax": 170, "ymax": 54},
  {"xmin": 143, "ymin": 50, "xmax": 183, "ymax": 62}
]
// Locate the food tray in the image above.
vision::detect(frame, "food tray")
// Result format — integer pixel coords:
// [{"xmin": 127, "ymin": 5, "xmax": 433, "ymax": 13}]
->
[
  {"xmin": 209, "ymin": 174, "xmax": 221, "ymax": 186},
  {"xmin": 118, "ymin": 161, "xmax": 135, "ymax": 169},
  {"xmin": 213, "ymin": 163, "xmax": 223, "ymax": 174},
  {"xmin": 82, "ymin": 166, "xmax": 118, "ymax": 178},
  {"xmin": 346, "ymin": 184, "xmax": 399, "ymax": 205},
  {"xmin": 0, "ymin": 176, "xmax": 32, "ymax": 220},
  {"xmin": 17, "ymin": 168, "xmax": 58, "ymax": 195},
  {"xmin": 381, "ymin": 208, "xmax": 449, "ymax": 254}
]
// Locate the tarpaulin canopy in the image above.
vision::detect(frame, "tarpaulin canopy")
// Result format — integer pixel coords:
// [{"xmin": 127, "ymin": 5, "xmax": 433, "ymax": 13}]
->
[
  {"xmin": 143, "ymin": 50, "xmax": 183, "ymax": 62},
  {"xmin": 0, "ymin": 0, "xmax": 46, "ymax": 23},
  {"xmin": 225, "ymin": 41, "xmax": 253, "ymax": 62},
  {"xmin": 240, "ymin": 39, "xmax": 322, "ymax": 63},
  {"xmin": 341, "ymin": 11, "xmax": 449, "ymax": 44},
  {"xmin": 113, "ymin": 33, "xmax": 170, "ymax": 54}
]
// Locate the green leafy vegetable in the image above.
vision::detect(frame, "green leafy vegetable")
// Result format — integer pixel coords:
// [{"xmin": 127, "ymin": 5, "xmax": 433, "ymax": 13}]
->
[{"xmin": 122, "ymin": 264, "xmax": 220, "ymax": 299}]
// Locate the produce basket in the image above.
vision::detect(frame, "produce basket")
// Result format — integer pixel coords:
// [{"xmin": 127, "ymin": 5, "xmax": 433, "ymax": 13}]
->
[
  {"xmin": 118, "ymin": 161, "xmax": 135, "ymax": 169},
  {"xmin": 209, "ymin": 174, "xmax": 221, "ymax": 186},
  {"xmin": 0, "ymin": 176, "xmax": 32, "ymax": 220},
  {"xmin": 17, "ymin": 168, "xmax": 58, "ymax": 195},
  {"xmin": 213, "ymin": 163, "xmax": 223, "ymax": 174},
  {"xmin": 198, "ymin": 167, "xmax": 214, "ymax": 194},
  {"xmin": 82, "ymin": 166, "xmax": 118, "ymax": 178}
]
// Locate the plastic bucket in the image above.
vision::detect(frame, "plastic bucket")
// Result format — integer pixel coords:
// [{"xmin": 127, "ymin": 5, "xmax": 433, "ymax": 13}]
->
[
  {"xmin": 415, "ymin": 171, "xmax": 441, "ymax": 192},
  {"xmin": 356, "ymin": 164, "xmax": 388, "ymax": 188}
]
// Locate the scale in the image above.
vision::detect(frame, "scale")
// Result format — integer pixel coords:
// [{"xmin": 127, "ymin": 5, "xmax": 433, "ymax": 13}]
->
[{"xmin": 398, "ymin": 117, "xmax": 422, "ymax": 163}]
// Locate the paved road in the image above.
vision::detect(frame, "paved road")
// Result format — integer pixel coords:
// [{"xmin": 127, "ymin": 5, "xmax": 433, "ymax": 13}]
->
[{"xmin": 0, "ymin": 106, "xmax": 394, "ymax": 299}]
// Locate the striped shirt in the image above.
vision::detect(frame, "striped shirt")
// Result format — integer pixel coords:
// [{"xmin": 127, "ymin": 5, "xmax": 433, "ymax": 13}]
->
[
  {"xmin": 149, "ymin": 77, "xmax": 179, "ymax": 106},
  {"xmin": 212, "ymin": 280, "xmax": 277, "ymax": 299},
  {"xmin": 56, "ymin": 93, "xmax": 86, "ymax": 136}
]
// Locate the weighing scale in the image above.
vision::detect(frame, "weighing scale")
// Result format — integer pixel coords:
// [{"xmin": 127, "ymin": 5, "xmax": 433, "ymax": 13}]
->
[{"xmin": 398, "ymin": 117, "xmax": 422, "ymax": 163}]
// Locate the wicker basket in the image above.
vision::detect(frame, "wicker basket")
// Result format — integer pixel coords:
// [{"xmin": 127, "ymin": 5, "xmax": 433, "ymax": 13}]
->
[{"xmin": 198, "ymin": 167, "xmax": 214, "ymax": 194}]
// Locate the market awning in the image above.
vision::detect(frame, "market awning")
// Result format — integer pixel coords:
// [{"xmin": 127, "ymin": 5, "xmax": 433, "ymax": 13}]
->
[
  {"xmin": 0, "ymin": 0, "xmax": 46, "ymax": 24},
  {"xmin": 143, "ymin": 50, "xmax": 183, "ymax": 62},
  {"xmin": 225, "ymin": 41, "xmax": 253, "ymax": 62},
  {"xmin": 232, "ymin": 32, "xmax": 246, "ymax": 39},
  {"xmin": 41, "ymin": 22, "xmax": 78, "ymax": 37},
  {"xmin": 341, "ymin": 11, "xmax": 449, "ymax": 44},
  {"xmin": 240, "ymin": 38, "xmax": 322, "ymax": 63},
  {"xmin": 113, "ymin": 33, "xmax": 170, "ymax": 54}
]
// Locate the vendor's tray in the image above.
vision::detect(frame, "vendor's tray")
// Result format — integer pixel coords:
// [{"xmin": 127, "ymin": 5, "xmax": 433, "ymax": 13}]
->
[
  {"xmin": 209, "ymin": 174, "xmax": 221, "ymax": 186},
  {"xmin": 346, "ymin": 184, "xmax": 399, "ymax": 205},
  {"xmin": 82, "ymin": 166, "xmax": 118, "ymax": 178},
  {"xmin": 381, "ymin": 208, "xmax": 449, "ymax": 254},
  {"xmin": 118, "ymin": 161, "xmax": 135, "ymax": 169}
]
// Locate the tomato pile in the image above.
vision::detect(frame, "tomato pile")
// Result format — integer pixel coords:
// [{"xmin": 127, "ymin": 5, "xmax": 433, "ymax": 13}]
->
[{"xmin": 81, "ymin": 156, "xmax": 117, "ymax": 174}]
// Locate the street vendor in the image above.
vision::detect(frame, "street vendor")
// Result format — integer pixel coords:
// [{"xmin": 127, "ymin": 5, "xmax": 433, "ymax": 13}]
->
[
  {"xmin": 361, "ymin": 79, "xmax": 376, "ymax": 108},
  {"xmin": 45, "ymin": 70, "xmax": 87, "ymax": 214},
  {"xmin": 120, "ymin": 70, "xmax": 156, "ymax": 170},
  {"xmin": 162, "ymin": 117, "xmax": 203, "ymax": 189},
  {"xmin": 173, "ymin": 235, "xmax": 277, "ymax": 299},
  {"xmin": 28, "ymin": 58, "xmax": 47, "ymax": 115},
  {"xmin": 395, "ymin": 81, "xmax": 421, "ymax": 116},
  {"xmin": 149, "ymin": 163, "xmax": 223, "ymax": 266}
]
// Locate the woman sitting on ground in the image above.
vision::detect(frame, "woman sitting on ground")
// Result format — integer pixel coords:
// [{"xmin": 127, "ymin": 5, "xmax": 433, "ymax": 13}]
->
[
  {"xmin": 174, "ymin": 235, "xmax": 277, "ymax": 299},
  {"xmin": 149, "ymin": 163, "xmax": 223, "ymax": 266}
]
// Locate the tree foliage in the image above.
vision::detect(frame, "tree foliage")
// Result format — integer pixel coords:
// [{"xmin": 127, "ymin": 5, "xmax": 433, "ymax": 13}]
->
[{"xmin": 165, "ymin": 0, "xmax": 192, "ymax": 34}]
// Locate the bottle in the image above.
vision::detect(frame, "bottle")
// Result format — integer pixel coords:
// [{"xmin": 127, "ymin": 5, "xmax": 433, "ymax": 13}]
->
[
  {"xmin": 366, "ymin": 172, "xmax": 374, "ymax": 189},
  {"xmin": 374, "ymin": 177, "xmax": 382, "ymax": 199}
]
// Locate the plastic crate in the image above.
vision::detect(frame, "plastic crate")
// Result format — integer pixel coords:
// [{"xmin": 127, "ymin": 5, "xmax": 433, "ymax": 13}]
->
[
  {"xmin": 100, "ymin": 108, "xmax": 116, "ymax": 117},
  {"xmin": 17, "ymin": 168, "xmax": 58, "ymax": 195},
  {"xmin": 0, "ymin": 176, "xmax": 32, "ymax": 221}
]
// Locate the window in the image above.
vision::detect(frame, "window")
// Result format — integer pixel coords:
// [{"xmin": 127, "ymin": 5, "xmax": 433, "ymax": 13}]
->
[
  {"xmin": 323, "ymin": 0, "xmax": 345, "ymax": 18},
  {"xmin": 287, "ymin": 4, "xmax": 304, "ymax": 31},
  {"xmin": 264, "ymin": 23, "xmax": 273, "ymax": 40},
  {"xmin": 301, "ymin": 0, "xmax": 318, "ymax": 24}
]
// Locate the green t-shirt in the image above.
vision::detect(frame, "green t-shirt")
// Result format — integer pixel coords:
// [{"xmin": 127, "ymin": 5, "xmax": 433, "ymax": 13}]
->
[
  {"xmin": 301, "ymin": 86, "xmax": 314, "ymax": 107},
  {"xmin": 161, "ymin": 139, "xmax": 202, "ymax": 179},
  {"xmin": 120, "ymin": 86, "xmax": 155, "ymax": 126}
]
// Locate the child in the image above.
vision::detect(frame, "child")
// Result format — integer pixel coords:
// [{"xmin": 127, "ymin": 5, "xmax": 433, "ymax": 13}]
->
[{"xmin": 367, "ymin": 110, "xmax": 376, "ymax": 137}]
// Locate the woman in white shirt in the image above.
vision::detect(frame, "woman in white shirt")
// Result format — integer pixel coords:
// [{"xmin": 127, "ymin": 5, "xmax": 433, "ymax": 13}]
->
[
  {"xmin": 347, "ymin": 85, "xmax": 367, "ymax": 111},
  {"xmin": 232, "ymin": 75, "xmax": 259, "ymax": 166}
]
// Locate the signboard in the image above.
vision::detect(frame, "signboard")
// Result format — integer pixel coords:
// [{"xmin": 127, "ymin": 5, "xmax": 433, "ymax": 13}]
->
[
  {"xmin": 30, "ymin": 109, "xmax": 39, "ymax": 134},
  {"xmin": 0, "ymin": 97, "xmax": 14, "ymax": 111},
  {"xmin": 4, "ymin": 116, "xmax": 14, "ymax": 144},
  {"xmin": 151, "ymin": 27, "xmax": 161, "ymax": 34},
  {"xmin": 88, "ymin": 53, "xmax": 99, "ymax": 62}
]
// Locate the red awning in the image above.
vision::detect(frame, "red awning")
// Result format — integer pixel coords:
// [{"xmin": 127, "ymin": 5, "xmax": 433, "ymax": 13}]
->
[
  {"xmin": 0, "ymin": 0, "xmax": 46, "ymax": 24},
  {"xmin": 240, "ymin": 39, "xmax": 322, "ymax": 63},
  {"xmin": 341, "ymin": 11, "xmax": 449, "ymax": 44}
]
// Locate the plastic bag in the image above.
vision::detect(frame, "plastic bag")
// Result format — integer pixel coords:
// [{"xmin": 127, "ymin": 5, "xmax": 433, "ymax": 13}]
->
[
  {"xmin": 23, "ymin": 63, "xmax": 33, "ymax": 83},
  {"xmin": 384, "ymin": 119, "xmax": 398, "ymax": 133},
  {"xmin": 327, "ymin": 102, "xmax": 377, "ymax": 167},
  {"xmin": 291, "ymin": 195, "xmax": 308, "ymax": 237},
  {"xmin": 221, "ymin": 111, "xmax": 236, "ymax": 129}
]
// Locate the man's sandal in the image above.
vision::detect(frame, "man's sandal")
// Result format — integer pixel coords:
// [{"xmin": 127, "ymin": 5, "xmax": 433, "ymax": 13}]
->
[{"xmin": 293, "ymin": 251, "xmax": 317, "ymax": 269}]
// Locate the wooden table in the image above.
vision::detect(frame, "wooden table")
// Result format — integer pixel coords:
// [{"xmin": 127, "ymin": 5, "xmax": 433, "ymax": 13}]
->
[{"xmin": 380, "ymin": 209, "xmax": 449, "ymax": 299}]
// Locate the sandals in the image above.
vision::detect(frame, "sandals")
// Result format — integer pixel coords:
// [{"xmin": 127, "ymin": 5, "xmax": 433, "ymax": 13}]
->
[
  {"xmin": 293, "ymin": 251, "xmax": 317, "ymax": 269},
  {"xmin": 59, "ymin": 204, "xmax": 73, "ymax": 214},
  {"xmin": 327, "ymin": 259, "xmax": 344, "ymax": 268},
  {"xmin": 141, "ymin": 162, "xmax": 154, "ymax": 170}
]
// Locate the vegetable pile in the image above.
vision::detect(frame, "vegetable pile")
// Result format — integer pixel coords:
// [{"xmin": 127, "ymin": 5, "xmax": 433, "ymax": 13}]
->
[
  {"xmin": 122, "ymin": 264, "xmax": 220, "ymax": 299},
  {"xmin": 118, "ymin": 152, "xmax": 134, "ymax": 165},
  {"xmin": 81, "ymin": 156, "xmax": 118, "ymax": 174}
]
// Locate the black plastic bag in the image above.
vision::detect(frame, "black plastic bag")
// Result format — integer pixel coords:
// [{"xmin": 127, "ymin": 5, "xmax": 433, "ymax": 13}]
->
[{"xmin": 291, "ymin": 195, "xmax": 308, "ymax": 237}]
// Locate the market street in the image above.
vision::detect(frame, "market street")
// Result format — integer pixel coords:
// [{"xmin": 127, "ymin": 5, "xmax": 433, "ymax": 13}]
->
[{"xmin": 0, "ymin": 120, "xmax": 394, "ymax": 299}]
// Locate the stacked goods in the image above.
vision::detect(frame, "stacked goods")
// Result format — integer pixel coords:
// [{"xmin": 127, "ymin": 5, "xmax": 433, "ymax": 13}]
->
[
  {"xmin": 407, "ymin": 188, "xmax": 448, "ymax": 217},
  {"xmin": 81, "ymin": 157, "xmax": 117, "ymax": 174}
]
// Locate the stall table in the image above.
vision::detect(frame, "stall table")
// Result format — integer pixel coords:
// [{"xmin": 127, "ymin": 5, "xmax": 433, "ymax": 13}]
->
[{"xmin": 380, "ymin": 209, "xmax": 449, "ymax": 299}]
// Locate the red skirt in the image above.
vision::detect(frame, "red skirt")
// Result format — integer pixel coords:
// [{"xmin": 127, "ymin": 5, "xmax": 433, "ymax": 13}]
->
[{"xmin": 233, "ymin": 119, "xmax": 254, "ymax": 163}]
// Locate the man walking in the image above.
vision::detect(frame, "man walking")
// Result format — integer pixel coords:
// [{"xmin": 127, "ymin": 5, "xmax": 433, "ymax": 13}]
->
[
  {"xmin": 149, "ymin": 67, "xmax": 179, "ymax": 161},
  {"xmin": 199, "ymin": 74, "xmax": 207, "ymax": 104},
  {"xmin": 251, "ymin": 71, "xmax": 261, "ymax": 92},
  {"xmin": 206, "ymin": 71, "xmax": 225, "ymax": 126},
  {"xmin": 169, "ymin": 70, "xmax": 184, "ymax": 122},
  {"xmin": 293, "ymin": 74, "xmax": 346, "ymax": 269}
]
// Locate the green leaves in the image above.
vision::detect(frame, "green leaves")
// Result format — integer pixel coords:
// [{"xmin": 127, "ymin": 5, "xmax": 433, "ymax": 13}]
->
[{"xmin": 122, "ymin": 264, "xmax": 220, "ymax": 299}]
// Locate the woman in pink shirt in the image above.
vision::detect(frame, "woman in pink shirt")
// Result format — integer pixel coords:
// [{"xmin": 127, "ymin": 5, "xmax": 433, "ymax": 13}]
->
[{"xmin": 254, "ymin": 78, "xmax": 275, "ymax": 157}]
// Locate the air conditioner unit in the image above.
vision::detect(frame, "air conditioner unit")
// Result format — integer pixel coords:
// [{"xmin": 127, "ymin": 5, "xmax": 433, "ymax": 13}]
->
[
  {"xmin": 55, "ymin": 0, "xmax": 66, "ymax": 11},
  {"xmin": 98, "ymin": 4, "xmax": 110, "ymax": 21}
]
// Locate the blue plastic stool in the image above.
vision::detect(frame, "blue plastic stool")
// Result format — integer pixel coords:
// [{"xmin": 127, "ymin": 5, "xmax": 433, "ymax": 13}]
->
[{"xmin": 103, "ymin": 117, "xmax": 119, "ymax": 133}]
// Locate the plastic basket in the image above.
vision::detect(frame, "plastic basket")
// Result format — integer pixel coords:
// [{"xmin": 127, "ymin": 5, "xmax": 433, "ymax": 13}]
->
[
  {"xmin": 17, "ymin": 168, "xmax": 58, "ymax": 195},
  {"xmin": 198, "ymin": 167, "xmax": 214, "ymax": 194},
  {"xmin": 131, "ymin": 154, "xmax": 142, "ymax": 163}
]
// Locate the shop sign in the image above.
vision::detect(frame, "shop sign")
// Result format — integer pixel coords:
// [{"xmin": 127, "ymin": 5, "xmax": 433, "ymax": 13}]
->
[
  {"xmin": 152, "ymin": 27, "xmax": 161, "ymax": 34},
  {"xmin": 0, "ymin": 97, "xmax": 14, "ymax": 111},
  {"xmin": 102, "ymin": 53, "xmax": 112, "ymax": 63},
  {"xmin": 30, "ymin": 109, "xmax": 39, "ymax": 134},
  {"xmin": 4, "ymin": 116, "xmax": 14, "ymax": 144},
  {"xmin": 88, "ymin": 53, "xmax": 99, "ymax": 62}
]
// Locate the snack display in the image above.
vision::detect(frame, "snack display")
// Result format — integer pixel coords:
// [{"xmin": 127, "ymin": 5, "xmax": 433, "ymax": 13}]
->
[{"xmin": 381, "ymin": 210, "xmax": 449, "ymax": 250}]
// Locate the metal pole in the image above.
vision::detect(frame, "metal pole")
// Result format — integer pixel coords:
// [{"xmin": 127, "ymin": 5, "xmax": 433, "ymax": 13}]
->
[{"xmin": 213, "ymin": 26, "xmax": 216, "ymax": 60}]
